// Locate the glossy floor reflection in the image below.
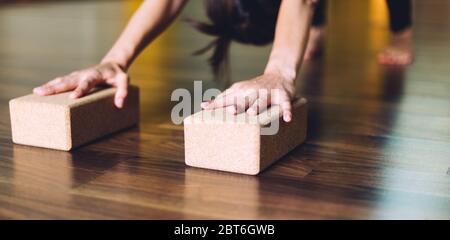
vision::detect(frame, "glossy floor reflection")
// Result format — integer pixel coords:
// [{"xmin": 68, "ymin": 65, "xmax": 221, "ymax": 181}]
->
[{"xmin": 0, "ymin": 0, "xmax": 449, "ymax": 219}]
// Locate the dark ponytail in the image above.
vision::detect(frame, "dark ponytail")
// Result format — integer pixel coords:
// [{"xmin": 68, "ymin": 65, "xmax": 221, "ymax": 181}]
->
[{"xmin": 187, "ymin": 0, "xmax": 281, "ymax": 83}]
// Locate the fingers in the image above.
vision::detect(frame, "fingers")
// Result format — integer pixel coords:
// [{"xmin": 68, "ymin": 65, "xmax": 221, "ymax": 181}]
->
[
  {"xmin": 247, "ymin": 97, "xmax": 269, "ymax": 116},
  {"xmin": 32, "ymin": 63, "xmax": 131, "ymax": 111},
  {"xmin": 34, "ymin": 69, "xmax": 102, "ymax": 98},
  {"xmin": 69, "ymin": 80, "xmax": 92, "ymax": 99},
  {"xmin": 33, "ymin": 76, "xmax": 77, "ymax": 96},
  {"xmin": 69, "ymin": 74, "xmax": 102, "ymax": 99},
  {"xmin": 201, "ymin": 88, "xmax": 235, "ymax": 109},
  {"xmin": 378, "ymin": 52, "xmax": 396, "ymax": 65},
  {"xmin": 202, "ymin": 91, "xmax": 239, "ymax": 110},
  {"xmin": 274, "ymin": 90, "xmax": 292, "ymax": 122},
  {"xmin": 199, "ymin": 78, "xmax": 294, "ymax": 122},
  {"xmin": 201, "ymin": 87, "xmax": 293, "ymax": 122},
  {"xmin": 378, "ymin": 50, "xmax": 413, "ymax": 66},
  {"xmin": 113, "ymin": 73, "xmax": 129, "ymax": 108},
  {"xmin": 234, "ymin": 90, "xmax": 258, "ymax": 114},
  {"xmin": 226, "ymin": 105, "xmax": 237, "ymax": 114},
  {"xmin": 203, "ymin": 90, "xmax": 259, "ymax": 115},
  {"xmin": 280, "ymin": 101, "xmax": 292, "ymax": 122},
  {"xmin": 246, "ymin": 90, "xmax": 269, "ymax": 115}
]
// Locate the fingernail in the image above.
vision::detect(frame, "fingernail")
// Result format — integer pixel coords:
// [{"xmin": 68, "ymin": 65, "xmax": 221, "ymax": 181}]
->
[
  {"xmin": 69, "ymin": 93, "xmax": 77, "ymax": 99},
  {"xmin": 284, "ymin": 114, "xmax": 292, "ymax": 122},
  {"xmin": 116, "ymin": 99, "xmax": 124, "ymax": 108},
  {"xmin": 33, "ymin": 87, "xmax": 43, "ymax": 95}
]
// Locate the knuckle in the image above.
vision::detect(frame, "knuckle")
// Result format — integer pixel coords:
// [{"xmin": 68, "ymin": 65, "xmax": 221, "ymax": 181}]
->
[
  {"xmin": 81, "ymin": 68, "xmax": 99, "ymax": 78},
  {"xmin": 234, "ymin": 90, "xmax": 243, "ymax": 97},
  {"xmin": 53, "ymin": 77, "xmax": 63, "ymax": 83},
  {"xmin": 231, "ymin": 82, "xmax": 242, "ymax": 88},
  {"xmin": 117, "ymin": 72, "xmax": 128, "ymax": 80},
  {"xmin": 79, "ymin": 82, "xmax": 90, "ymax": 91},
  {"xmin": 245, "ymin": 88, "xmax": 257, "ymax": 96},
  {"xmin": 85, "ymin": 69, "xmax": 99, "ymax": 78},
  {"xmin": 78, "ymin": 73, "xmax": 89, "ymax": 81}
]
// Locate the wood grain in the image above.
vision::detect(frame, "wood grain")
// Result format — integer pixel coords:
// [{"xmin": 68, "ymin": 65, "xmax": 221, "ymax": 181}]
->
[{"xmin": 0, "ymin": 0, "xmax": 449, "ymax": 219}]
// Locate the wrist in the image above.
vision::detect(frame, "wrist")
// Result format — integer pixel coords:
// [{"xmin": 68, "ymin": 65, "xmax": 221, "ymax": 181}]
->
[
  {"xmin": 265, "ymin": 53, "xmax": 298, "ymax": 83},
  {"xmin": 101, "ymin": 47, "xmax": 134, "ymax": 71},
  {"xmin": 264, "ymin": 63, "xmax": 297, "ymax": 84}
]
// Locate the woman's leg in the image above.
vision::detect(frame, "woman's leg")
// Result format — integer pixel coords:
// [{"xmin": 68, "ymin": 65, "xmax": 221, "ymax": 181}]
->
[
  {"xmin": 304, "ymin": 0, "xmax": 326, "ymax": 60},
  {"xmin": 378, "ymin": 0, "xmax": 414, "ymax": 65}
]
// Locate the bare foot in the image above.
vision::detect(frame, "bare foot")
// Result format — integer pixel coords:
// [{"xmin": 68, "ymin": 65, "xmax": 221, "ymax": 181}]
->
[
  {"xmin": 304, "ymin": 27, "xmax": 325, "ymax": 60},
  {"xmin": 378, "ymin": 28, "xmax": 414, "ymax": 65}
]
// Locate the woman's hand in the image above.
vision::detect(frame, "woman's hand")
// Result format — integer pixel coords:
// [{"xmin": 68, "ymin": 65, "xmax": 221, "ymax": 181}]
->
[
  {"xmin": 33, "ymin": 62, "xmax": 129, "ymax": 108},
  {"xmin": 202, "ymin": 0, "xmax": 315, "ymax": 122},
  {"xmin": 201, "ymin": 73, "xmax": 295, "ymax": 122},
  {"xmin": 32, "ymin": 0, "xmax": 190, "ymax": 109}
]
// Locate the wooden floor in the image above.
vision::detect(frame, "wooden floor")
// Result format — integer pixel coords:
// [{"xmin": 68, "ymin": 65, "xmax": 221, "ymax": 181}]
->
[{"xmin": 0, "ymin": 0, "xmax": 449, "ymax": 219}]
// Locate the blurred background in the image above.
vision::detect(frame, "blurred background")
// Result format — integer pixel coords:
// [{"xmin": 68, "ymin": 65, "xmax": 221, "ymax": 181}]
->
[
  {"xmin": 1, "ymin": 0, "xmax": 450, "ymax": 122},
  {"xmin": 0, "ymin": 0, "xmax": 449, "ymax": 219}
]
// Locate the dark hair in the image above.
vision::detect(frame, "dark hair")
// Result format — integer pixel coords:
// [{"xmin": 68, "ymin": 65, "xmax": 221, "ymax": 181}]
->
[{"xmin": 187, "ymin": 0, "xmax": 281, "ymax": 82}]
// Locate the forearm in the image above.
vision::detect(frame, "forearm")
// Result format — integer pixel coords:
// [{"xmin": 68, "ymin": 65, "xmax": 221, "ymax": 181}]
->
[
  {"xmin": 102, "ymin": 0, "xmax": 188, "ymax": 70},
  {"xmin": 265, "ymin": 0, "xmax": 315, "ymax": 83}
]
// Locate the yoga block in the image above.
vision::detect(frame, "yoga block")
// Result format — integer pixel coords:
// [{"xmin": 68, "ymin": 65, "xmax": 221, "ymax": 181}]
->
[
  {"xmin": 184, "ymin": 98, "xmax": 307, "ymax": 175},
  {"xmin": 9, "ymin": 86, "xmax": 140, "ymax": 151}
]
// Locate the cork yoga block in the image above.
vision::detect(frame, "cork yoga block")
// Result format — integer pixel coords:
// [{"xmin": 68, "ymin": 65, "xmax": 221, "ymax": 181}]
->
[
  {"xmin": 184, "ymin": 98, "xmax": 307, "ymax": 175},
  {"xmin": 9, "ymin": 86, "xmax": 140, "ymax": 151}
]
